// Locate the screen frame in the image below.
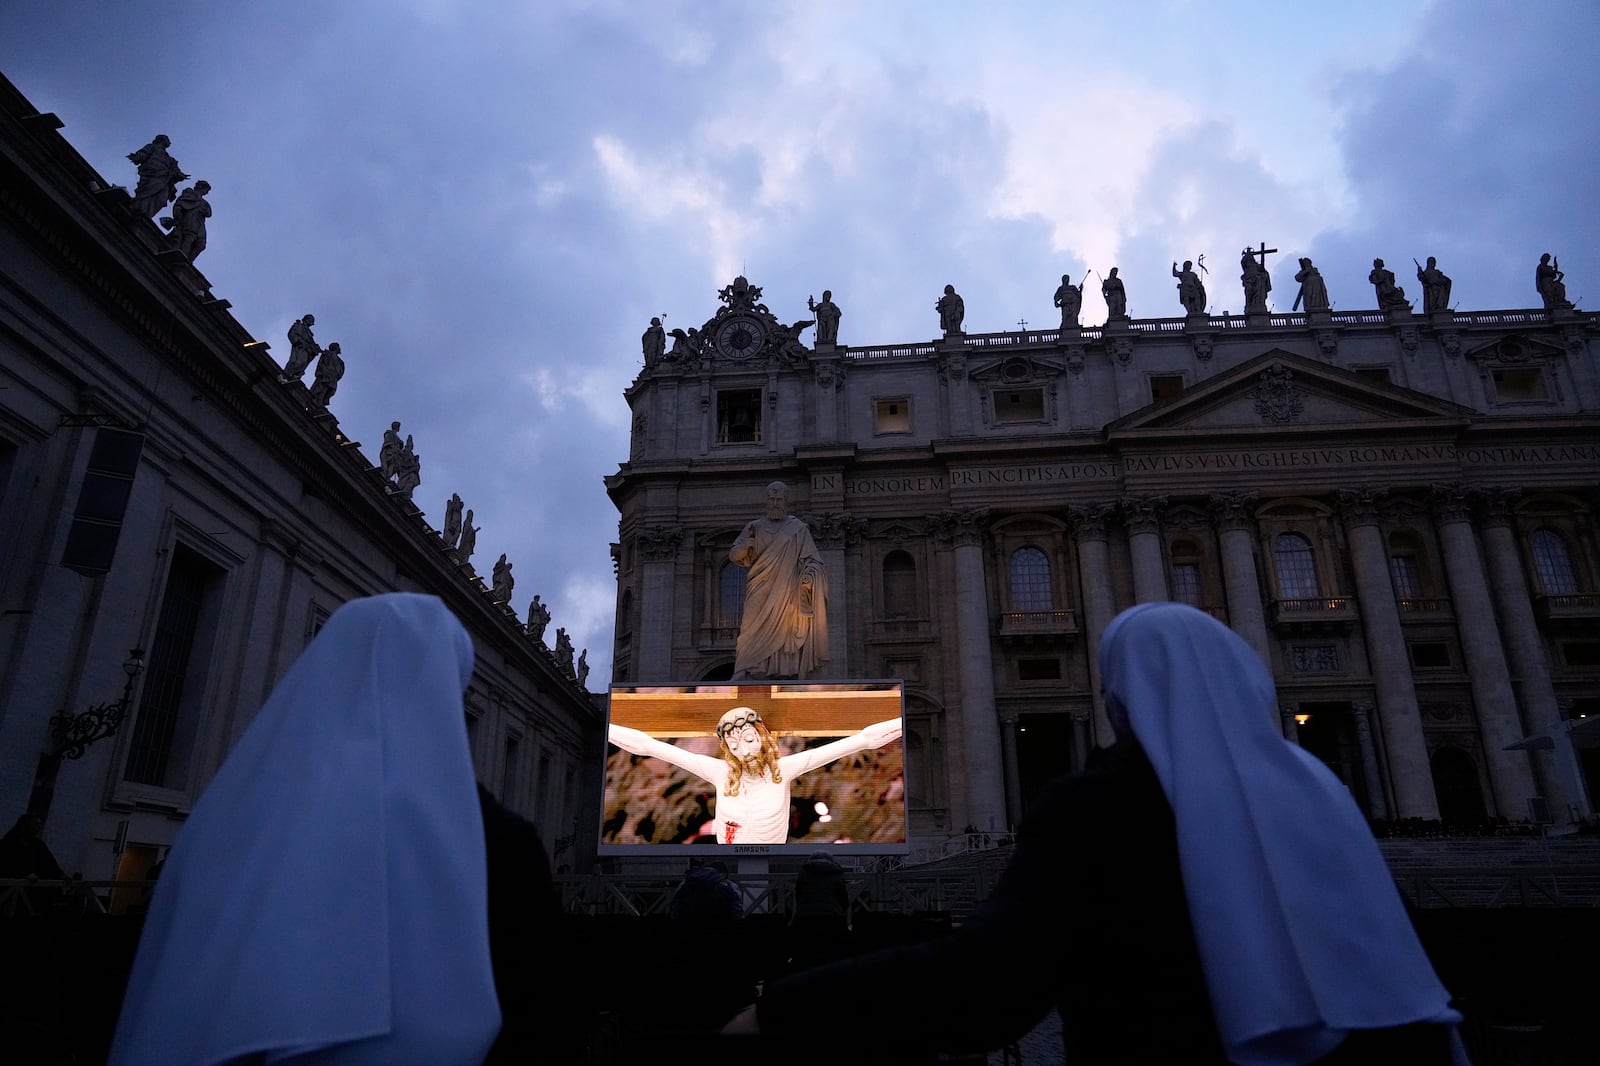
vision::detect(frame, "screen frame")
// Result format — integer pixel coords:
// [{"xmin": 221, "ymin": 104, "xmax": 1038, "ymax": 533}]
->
[{"xmin": 599, "ymin": 679, "xmax": 909, "ymax": 858}]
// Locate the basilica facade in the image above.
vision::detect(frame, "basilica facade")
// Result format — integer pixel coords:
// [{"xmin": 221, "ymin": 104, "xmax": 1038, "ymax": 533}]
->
[{"xmin": 607, "ymin": 275, "xmax": 1600, "ymax": 839}]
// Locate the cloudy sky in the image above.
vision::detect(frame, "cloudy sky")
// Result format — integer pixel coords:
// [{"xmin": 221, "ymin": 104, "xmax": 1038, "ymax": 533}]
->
[{"xmin": 4, "ymin": 1, "xmax": 1596, "ymax": 687}]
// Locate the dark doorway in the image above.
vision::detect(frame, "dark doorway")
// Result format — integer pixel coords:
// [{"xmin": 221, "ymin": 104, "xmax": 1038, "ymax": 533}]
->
[
  {"xmin": 1016, "ymin": 712, "xmax": 1075, "ymax": 815},
  {"xmin": 1295, "ymin": 702, "xmax": 1374, "ymax": 813},
  {"xmin": 1431, "ymin": 747, "xmax": 1487, "ymax": 824}
]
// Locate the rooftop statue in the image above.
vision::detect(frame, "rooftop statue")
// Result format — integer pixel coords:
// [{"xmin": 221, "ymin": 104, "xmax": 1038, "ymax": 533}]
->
[
  {"xmin": 307, "ymin": 342, "xmax": 344, "ymax": 409},
  {"xmin": 379, "ymin": 421, "xmax": 404, "ymax": 483},
  {"xmin": 1368, "ymin": 258, "xmax": 1413, "ymax": 312},
  {"xmin": 127, "ymin": 135, "xmax": 187, "ymax": 220},
  {"xmin": 281, "ymin": 314, "xmax": 321, "ymax": 382},
  {"xmin": 808, "ymin": 290, "xmax": 841, "ymax": 345},
  {"xmin": 525, "ymin": 594, "xmax": 551, "ymax": 642},
  {"xmin": 1172, "ymin": 259, "xmax": 1207, "ymax": 316},
  {"xmin": 1101, "ymin": 267, "xmax": 1128, "ymax": 321},
  {"xmin": 491, "ymin": 554, "xmax": 514, "ymax": 604},
  {"xmin": 641, "ymin": 317, "xmax": 666, "ymax": 365},
  {"xmin": 1053, "ymin": 274, "xmax": 1083, "ymax": 328},
  {"xmin": 1240, "ymin": 245, "xmax": 1274, "ymax": 314},
  {"xmin": 730, "ymin": 481, "xmax": 829, "ymax": 681},
  {"xmin": 394, "ymin": 436, "xmax": 421, "ymax": 499},
  {"xmin": 936, "ymin": 284, "xmax": 965, "ymax": 334},
  {"xmin": 554, "ymin": 628, "xmax": 575, "ymax": 673},
  {"xmin": 667, "ymin": 326, "xmax": 700, "ymax": 362},
  {"xmin": 1415, "ymin": 257, "xmax": 1452, "ymax": 314},
  {"xmin": 1292, "ymin": 258, "xmax": 1330, "ymax": 312},
  {"xmin": 576, "ymin": 649, "xmax": 589, "ymax": 688},
  {"xmin": 1536, "ymin": 253, "xmax": 1573, "ymax": 310},
  {"xmin": 442, "ymin": 493, "xmax": 464, "ymax": 549},
  {"xmin": 163, "ymin": 180, "xmax": 212, "ymax": 261},
  {"xmin": 458, "ymin": 509, "xmax": 479, "ymax": 564},
  {"xmin": 718, "ymin": 275, "xmax": 767, "ymax": 313}
]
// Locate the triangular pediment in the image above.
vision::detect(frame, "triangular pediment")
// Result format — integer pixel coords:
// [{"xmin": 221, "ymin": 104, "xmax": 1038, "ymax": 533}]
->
[
  {"xmin": 1462, "ymin": 333, "xmax": 1565, "ymax": 364},
  {"xmin": 968, "ymin": 354, "xmax": 1068, "ymax": 384},
  {"xmin": 1107, "ymin": 349, "xmax": 1473, "ymax": 436}
]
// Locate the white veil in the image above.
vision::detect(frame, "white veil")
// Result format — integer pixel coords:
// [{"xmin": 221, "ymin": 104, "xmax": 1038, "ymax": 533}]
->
[
  {"xmin": 1099, "ymin": 602, "xmax": 1462, "ymax": 1066},
  {"xmin": 110, "ymin": 593, "xmax": 499, "ymax": 1065}
]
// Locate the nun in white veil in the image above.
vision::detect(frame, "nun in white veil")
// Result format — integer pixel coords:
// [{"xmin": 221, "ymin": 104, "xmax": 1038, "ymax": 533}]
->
[
  {"xmin": 1099, "ymin": 602, "xmax": 1466, "ymax": 1066},
  {"xmin": 110, "ymin": 593, "xmax": 500, "ymax": 1066}
]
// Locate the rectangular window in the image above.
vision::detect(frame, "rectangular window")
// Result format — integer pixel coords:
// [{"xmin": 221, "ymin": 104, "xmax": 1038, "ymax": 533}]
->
[
  {"xmin": 502, "ymin": 733, "xmax": 521, "ymax": 800},
  {"xmin": 874, "ymin": 398, "xmax": 912, "ymax": 435},
  {"xmin": 992, "ymin": 387, "xmax": 1045, "ymax": 423},
  {"xmin": 123, "ymin": 544, "xmax": 225, "ymax": 789},
  {"xmin": 1170, "ymin": 563, "xmax": 1203, "ymax": 606},
  {"xmin": 1017, "ymin": 658, "xmax": 1062, "ymax": 681},
  {"xmin": 1408, "ymin": 642, "xmax": 1451, "ymax": 670},
  {"xmin": 1491, "ymin": 368, "xmax": 1549, "ymax": 402},
  {"xmin": 1389, "ymin": 555, "xmax": 1422, "ymax": 599},
  {"xmin": 1562, "ymin": 642, "xmax": 1600, "ymax": 668},
  {"xmin": 61, "ymin": 428, "xmax": 145, "ymax": 575},
  {"xmin": 1150, "ymin": 375, "xmax": 1184, "ymax": 404},
  {"xmin": 716, "ymin": 389, "xmax": 763, "ymax": 443}
]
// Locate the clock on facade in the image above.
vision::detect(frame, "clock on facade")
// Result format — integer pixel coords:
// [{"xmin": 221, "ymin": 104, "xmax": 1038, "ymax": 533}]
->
[{"xmin": 714, "ymin": 316, "xmax": 767, "ymax": 360}]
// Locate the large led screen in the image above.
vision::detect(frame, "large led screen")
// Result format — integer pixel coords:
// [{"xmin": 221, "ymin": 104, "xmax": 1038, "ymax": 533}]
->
[{"xmin": 601, "ymin": 682, "xmax": 907, "ymax": 856}]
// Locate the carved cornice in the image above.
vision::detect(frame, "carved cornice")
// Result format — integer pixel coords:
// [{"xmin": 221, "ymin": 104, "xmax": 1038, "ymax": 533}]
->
[
  {"xmin": 928, "ymin": 507, "xmax": 990, "ymax": 548},
  {"xmin": 637, "ymin": 525, "xmax": 683, "ymax": 561},
  {"xmin": 1068, "ymin": 502, "xmax": 1115, "ymax": 540},
  {"xmin": 1335, "ymin": 486, "xmax": 1388, "ymax": 528},
  {"xmin": 1119, "ymin": 496, "xmax": 1168, "ymax": 535},
  {"xmin": 800, "ymin": 511, "xmax": 868, "ymax": 549},
  {"xmin": 1208, "ymin": 492, "xmax": 1259, "ymax": 530},
  {"xmin": 1428, "ymin": 483, "xmax": 1474, "ymax": 525}
]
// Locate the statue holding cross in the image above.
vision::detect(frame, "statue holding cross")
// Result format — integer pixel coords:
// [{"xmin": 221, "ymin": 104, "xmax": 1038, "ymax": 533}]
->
[{"xmin": 1240, "ymin": 242, "xmax": 1276, "ymax": 314}]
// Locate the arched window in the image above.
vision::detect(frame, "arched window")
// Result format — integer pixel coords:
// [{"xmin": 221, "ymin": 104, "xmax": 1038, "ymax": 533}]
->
[
  {"xmin": 1008, "ymin": 547, "xmax": 1053, "ymax": 611},
  {"xmin": 1169, "ymin": 539, "xmax": 1204, "ymax": 607},
  {"xmin": 883, "ymin": 550, "xmax": 918, "ymax": 618},
  {"xmin": 718, "ymin": 562, "xmax": 746, "ymax": 627},
  {"xmin": 1387, "ymin": 531, "xmax": 1424, "ymax": 600},
  {"xmin": 1273, "ymin": 532, "xmax": 1320, "ymax": 599},
  {"xmin": 1530, "ymin": 528, "xmax": 1580, "ymax": 595}
]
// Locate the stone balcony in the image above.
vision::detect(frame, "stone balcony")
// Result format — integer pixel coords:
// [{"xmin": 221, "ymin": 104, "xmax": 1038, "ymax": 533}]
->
[
  {"xmin": 1269, "ymin": 596, "xmax": 1359, "ymax": 632},
  {"xmin": 1397, "ymin": 597, "xmax": 1455, "ymax": 623},
  {"xmin": 997, "ymin": 609, "xmax": 1080, "ymax": 645},
  {"xmin": 1535, "ymin": 593, "xmax": 1600, "ymax": 626}
]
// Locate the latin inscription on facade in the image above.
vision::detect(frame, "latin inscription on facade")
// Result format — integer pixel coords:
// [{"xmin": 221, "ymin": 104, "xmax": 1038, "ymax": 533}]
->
[{"xmin": 824, "ymin": 443, "xmax": 1600, "ymax": 498}]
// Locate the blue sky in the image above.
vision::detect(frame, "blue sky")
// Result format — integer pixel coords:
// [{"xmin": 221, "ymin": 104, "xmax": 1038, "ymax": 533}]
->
[{"xmin": 4, "ymin": 0, "xmax": 1596, "ymax": 687}]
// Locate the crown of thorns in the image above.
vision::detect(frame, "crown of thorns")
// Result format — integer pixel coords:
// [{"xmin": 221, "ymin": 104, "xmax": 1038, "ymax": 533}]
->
[{"xmin": 716, "ymin": 708, "xmax": 764, "ymax": 738}]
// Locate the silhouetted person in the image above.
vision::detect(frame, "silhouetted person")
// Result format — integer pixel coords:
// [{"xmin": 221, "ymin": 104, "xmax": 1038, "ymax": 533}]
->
[{"xmin": 671, "ymin": 858, "xmax": 742, "ymax": 922}]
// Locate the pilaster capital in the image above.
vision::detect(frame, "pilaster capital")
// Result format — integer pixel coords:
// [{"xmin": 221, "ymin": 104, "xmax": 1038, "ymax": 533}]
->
[
  {"xmin": 1208, "ymin": 492, "xmax": 1259, "ymax": 530},
  {"xmin": 1478, "ymin": 486, "xmax": 1521, "ymax": 529},
  {"xmin": 929, "ymin": 507, "xmax": 990, "ymax": 548},
  {"xmin": 1119, "ymin": 496, "xmax": 1168, "ymax": 535},
  {"xmin": 609, "ymin": 542, "xmax": 621, "ymax": 575},
  {"xmin": 259, "ymin": 518, "xmax": 301, "ymax": 557},
  {"xmin": 1335, "ymin": 486, "xmax": 1389, "ymax": 528},
  {"xmin": 1069, "ymin": 709, "xmax": 1091, "ymax": 727},
  {"xmin": 638, "ymin": 525, "xmax": 683, "ymax": 562},
  {"xmin": 1067, "ymin": 501, "xmax": 1116, "ymax": 540},
  {"xmin": 1352, "ymin": 698, "xmax": 1375, "ymax": 735},
  {"xmin": 800, "ymin": 511, "xmax": 868, "ymax": 549},
  {"xmin": 1428, "ymin": 482, "xmax": 1474, "ymax": 525}
]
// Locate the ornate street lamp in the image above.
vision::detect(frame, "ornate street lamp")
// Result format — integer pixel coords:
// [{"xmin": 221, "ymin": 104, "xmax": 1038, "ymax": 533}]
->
[{"xmin": 48, "ymin": 648, "xmax": 145, "ymax": 759}]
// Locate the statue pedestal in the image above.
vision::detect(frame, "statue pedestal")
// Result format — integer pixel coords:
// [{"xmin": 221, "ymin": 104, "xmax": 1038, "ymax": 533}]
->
[
  {"xmin": 1245, "ymin": 312, "xmax": 1272, "ymax": 328},
  {"xmin": 1183, "ymin": 312, "xmax": 1210, "ymax": 329},
  {"xmin": 1385, "ymin": 308, "xmax": 1417, "ymax": 325}
]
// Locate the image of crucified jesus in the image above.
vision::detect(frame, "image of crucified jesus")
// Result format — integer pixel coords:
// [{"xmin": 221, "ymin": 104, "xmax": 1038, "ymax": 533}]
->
[{"xmin": 606, "ymin": 707, "xmax": 902, "ymax": 845}]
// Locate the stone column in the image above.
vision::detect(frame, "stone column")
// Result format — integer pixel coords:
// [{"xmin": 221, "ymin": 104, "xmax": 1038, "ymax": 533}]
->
[
  {"xmin": 1336, "ymin": 488, "xmax": 1439, "ymax": 819},
  {"xmin": 1209, "ymin": 492, "xmax": 1272, "ymax": 668},
  {"xmin": 634, "ymin": 525, "xmax": 682, "ymax": 681},
  {"xmin": 1351, "ymin": 698, "xmax": 1391, "ymax": 819},
  {"xmin": 932, "ymin": 507, "xmax": 1007, "ymax": 832},
  {"xmin": 1070, "ymin": 502, "xmax": 1119, "ymax": 746},
  {"xmin": 802, "ymin": 511, "xmax": 866, "ymax": 680},
  {"xmin": 1430, "ymin": 485, "xmax": 1539, "ymax": 817},
  {"xmin": 1280, "ymin": 704, "xmax": 1301, "ymax": 745},
  {"xmin": 1479, "ymin": 490, "xmax": 1590, "ymax": 818},
  {"xmin": 1122, "ymin": 496, "xmax": 1169, "ymax": 603},
  {"xmin": 998, "ymin": 710, "xmax": 1022, "ymax": 830},
  {"xmin": 1069, "ymin": 710, "xmax": 1091, "ymax": 774}
]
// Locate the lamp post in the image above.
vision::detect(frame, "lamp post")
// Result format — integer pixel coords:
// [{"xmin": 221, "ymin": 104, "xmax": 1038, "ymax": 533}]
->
[{"xmin": 29, "ymin": 648, "xmax": 145, "ymax": 822}]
